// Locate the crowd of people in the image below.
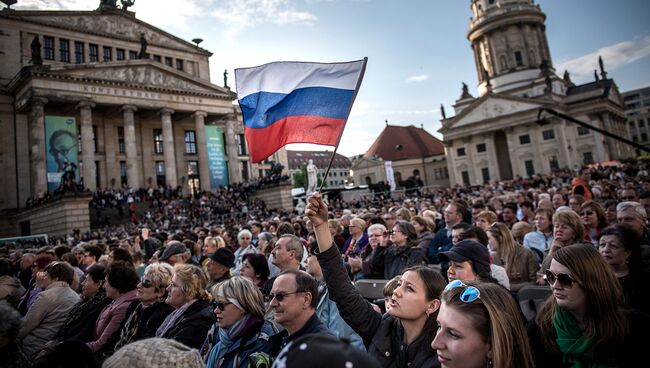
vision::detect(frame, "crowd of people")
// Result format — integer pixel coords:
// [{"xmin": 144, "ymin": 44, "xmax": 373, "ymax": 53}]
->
[{"xmin": 1, "ymin": 160, "xmax": 650, "ymax": 367}]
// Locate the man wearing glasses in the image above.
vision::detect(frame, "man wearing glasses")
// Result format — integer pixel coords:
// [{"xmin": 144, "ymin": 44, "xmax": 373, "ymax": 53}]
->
[
  {"xmin": 428, "ymin": 201, "xmax": 466, "ymax": 265},
  {"xmin": 268, "ymin": 269, "xmax": 333, "ymax": 357},
  {"xmin": 382, "ymin": 214, "xmax": 396, "ymax": 231}
]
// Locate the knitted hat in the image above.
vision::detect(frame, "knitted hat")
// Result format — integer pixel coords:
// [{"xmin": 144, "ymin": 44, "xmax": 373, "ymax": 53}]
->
[
  {"xmin": 103, "ymin": 338, "xmax": 203, "ymax": 368},
  {"xmin": 272, "ymin": 334, "xmax": 380, "ymax": 368},
  {"xmin": 208, "ymin": 247, "xmax": 235, "ymax": 268}
]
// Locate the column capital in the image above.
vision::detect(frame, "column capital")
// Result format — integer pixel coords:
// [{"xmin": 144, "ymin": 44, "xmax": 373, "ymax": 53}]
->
[
  {"xmin": 31, "ymin": 96, "xmax": 48, "ymax": 106},
  {"xmin": 158, "ymin": 108, "xmax": 175, "ymax": 116},
  {"xmin": 121, "ymin": 104, "xmax": 138, "ymax": 113},
  {"xmin": 192, "ymin": 111, "xmax": 208, "ymax": 119},
  {"xmin": 76, "ymin": 100, "xmax": 96, "ymax": 110}
]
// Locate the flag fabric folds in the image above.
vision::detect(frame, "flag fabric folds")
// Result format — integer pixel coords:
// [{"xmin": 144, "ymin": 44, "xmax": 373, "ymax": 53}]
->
[{"xmin": 235, "ymin": 59, "xmax": 366, "ymax": 163}]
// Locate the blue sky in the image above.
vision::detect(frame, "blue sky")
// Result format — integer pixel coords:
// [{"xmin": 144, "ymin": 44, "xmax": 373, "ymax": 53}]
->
[{"xmin": 9, "ymin": 0, "xmax": 650, "ymax": 158}]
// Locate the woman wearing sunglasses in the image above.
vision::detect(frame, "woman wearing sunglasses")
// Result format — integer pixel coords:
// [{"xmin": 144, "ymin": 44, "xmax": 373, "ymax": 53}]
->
[
  {"xmin": 538, "ymin": 210, "xmax": 586, "ymax": 284},
  {"xmin": 529, "ymin": 244, "xmax": 648, "ymax": 367},
  {"xmin": 201, "ymin": 276, "xmax": 276, "ymax": 368},
  {"xmin": 433, "ymin": 280, "xmax": 534, "ymax": 368},
  {"xmin": 113, "ymin": 262, "xmax": 175, "ymax": 351},
  {"xmin": 306, "ymin": 193, "xmax": 446, "ymax": 367}
]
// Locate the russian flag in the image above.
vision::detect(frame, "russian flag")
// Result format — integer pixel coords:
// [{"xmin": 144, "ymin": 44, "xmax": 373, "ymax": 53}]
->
[{"xmin": 235, "ymin": 59, "xmax": 367, "ymax": 163}]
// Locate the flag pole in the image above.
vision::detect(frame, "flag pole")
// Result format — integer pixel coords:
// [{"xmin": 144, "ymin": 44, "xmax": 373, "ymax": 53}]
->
[{"xmin": 317, "ymin": 57, "xmax": 368, "ymax": 193}]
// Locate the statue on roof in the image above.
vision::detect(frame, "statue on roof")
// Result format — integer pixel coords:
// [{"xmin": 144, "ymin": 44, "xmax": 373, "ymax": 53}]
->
[
  {"xmin": 98, "ymin": 0, "xmax": 117, "ymax": 11},
  {"xmin": 563, "ymin": 70, "xmax": 573, "ymax": 85},
  {"xmin": 598, "ymin": 56, "xmax": 608, "ymax": 80},
  {"xmin": 223, "ymin": 69, "xmax": 229, "ymax": 88},
  {"xmin": 440, "ymin": 104, "xmax": 446, "ymax": 120},
  {"xmin": 30, "ymin": 36, "xmax": 42, "ymax": 66},
  {"xmin": 120, "ymin": 0, "xmax": 135, "ymax": 11},
  {"xmin": 460, "ymin": 82, "xmax": 473, "ymax": 99},
  {"xmin": 138, "ymin": 33, "xmax": 149, "ymax": 59}
]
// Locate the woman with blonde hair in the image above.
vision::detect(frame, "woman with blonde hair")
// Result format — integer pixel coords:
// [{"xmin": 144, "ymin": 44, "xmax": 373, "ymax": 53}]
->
[
  {"xmin": 433, "ymin": 280, "xmax": 534, "ymax": 368},
  {"xmin": 155, "ymin": 264, "xmax": 214, "ymax": 349},
  {"xmin": 475, "ymin": 210, "xmax": 497, "ymax": 231},
  {"xmin": 201, "ymin": 276, "xmax": 276, "ymax": 368},
  {"xmin": 539, "ymin": 210, "xmax": 586, "ymax": 277},
  {"xmin": 487, "ymin": 223, "xmax": 539, "ymax": 292}
]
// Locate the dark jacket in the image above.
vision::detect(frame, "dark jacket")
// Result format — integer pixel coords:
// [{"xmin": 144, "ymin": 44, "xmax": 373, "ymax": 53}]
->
[
  {"xmin": 161, "ymin": 299, "xmax": 216, "ymax": 349},
  {"xmin": 372, "ymin": 245, "xmax": 427, "ymax": 280},
  {"xmin": 55, "ymin": 294, "xmax": 111, "ymax": 342},
  {"xmin": 427, "ymin": 228, "xmax": 452, "ymax": 264},
  {"xmin": 117, "ymin": 300, "xmax": 174, "ymax": 345},
  {"xmin": 415, "ymin": 231, "xmax": 435, "ymax": 255},
  {"xmin": 269, "ymin": 313, "xmax": 333, "ymax": 357},
  {"xmin": 528, "ymin": 310, "xmax": 650, "ymax": 367},
  {"xmin": 317, "ymin": 245, "xmax": 439, "ymax": 368}
]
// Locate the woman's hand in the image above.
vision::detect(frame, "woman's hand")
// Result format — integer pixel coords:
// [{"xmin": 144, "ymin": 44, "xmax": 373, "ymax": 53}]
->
[
  {"xmin": 306, "ymin": 192, "xmax": 329, "ymax": 228},
  {"xmin": 348, "ymin": 255, "xmax": 362, "ymax": 273}
]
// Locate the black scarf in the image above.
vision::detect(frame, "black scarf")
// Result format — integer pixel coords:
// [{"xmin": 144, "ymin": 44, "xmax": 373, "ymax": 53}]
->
[{"xmin": 55, "ymin": 290, "xmax": 107, "ymax": 340}]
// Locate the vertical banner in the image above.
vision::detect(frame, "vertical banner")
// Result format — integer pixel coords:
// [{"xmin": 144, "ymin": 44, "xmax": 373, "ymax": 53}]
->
[
  {"xmin": 385, "ymin": 161, "xmax": 396, "ymax": 192},
  {"xmin": 44, "ymin": 116, "xmax": 78, "ymax": 192},
  {"xmin": 205, "ymin": 125, "xmax": 229, "ymax": 188}
]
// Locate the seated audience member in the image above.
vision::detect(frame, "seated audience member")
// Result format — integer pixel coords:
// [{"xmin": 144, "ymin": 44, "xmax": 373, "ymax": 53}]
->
[
  {"xmin": 202, "ymin": 276, "xmax": 276, "ymax": 368},
  {"xmin": 55, "ymin": 264, "xmax": 110, "ymax": 342},
  {"xmin": 603, "ymin": 199, "xmax": 618, "ymax": 226},
  {"xmin": 523, "ymin": 208, "xmax": 554, "ymax": 257},
  {"xmin": 82, "ymin": 245, "xmax": 103, "ymax": 270},
  {"xmin": 411, "ymin": 215, "xmax": 435, "ymax": 255},
  {"xmin": 0, "ymin": 301, "xmax": 30, "ymax": 367},
  {"xmin": 372, "ymin": 220, "xmax": 427, "ymax": 280},
  {"xmin": 529, "ymin": 244, "xmax": 650, "ymax": 367},
  {"xmin": 159, "ymin": 241, "xmax": 188, "ymax": 267},
  {"xmin": 19, "ymin": 262, "xmax": 80, "ymax": 358},
  {"xmin": 348, "ymin": 223, "xmax": 386, "ymax": 280},
  {"xmin": 17, "ymin": 253, "xmax": 53, "ymax": 315},
  {"xmin": 87, "ymin": 261, "xmax": 139, "ymax": 356},
  {"xmin": 433, "ymin": 281, "xmax": 534, "ymax": 368},
  {"xmin": 474, "ymin": 210, "xmax": 497, "ymax": 232},
  {"xmin": 32, "ymin": 340, "xmax": 99, "ymax": 368},
  {"xmin": 104, "ymin": 338, "xmax": 203, "ymax": 368},
  {"xmin": 268, "ymin": 269, "xmax": 334, "ymax": 357},
  {"xmin": 273, "ymin": 334, "xmax": 381, "ymax": 368},
  {"xmin": 240, "ymin": 253, "xmax": 270, "ymax": 289},
  {"xmin": 511, "ymin": 221, "xmax": 533, "ymax": 245},
  {"xmin": 342, "ymin": 218, "xmax": 369, "ymax": 261},
  {"xmin": 206, "ymin": 247, "xmax": 235, "ymax": 290},
  {"xmin": 0, "ymin": 259, "xmax": 25, "ymax": 309},
  {"xmin": 439, "ymin": 239, "xmax": 503, "ymax": 287},
  {"xmin": 487, "ymin": 223, "xmax": 539, "ymax": 292},
  {"xmin": 598, "ymin": 224, "xmax": 650, "ymax": 314},
  {"xmin": 328, "ymin": 219, "xmax": 346, "ymax": 250},
  {"xmin": 539, "ymin": 210, "xmax": 586, "ymax": 280},
  {"xmin": 262, "ymin": 235, "xmax": 304, "ymax": 296},
  {"xmin": 155, "ymin": 264, "xmax": 214, "ymax": 349},
  {"xmin": 616, "ymin": 201, "xmax": 650, "ymax": 266},
  {"xmin": 233, "ymin": 230, "xmax": 258, "ymax": 275},
  {"xmin": 580, "ymin": 200, "xmax": 607, "ymax": 247},
  {"xmin": 307, "ymin": 193, "xmax": 446, "ymax": 367},
  {"xmin": 381, "ymin": 276, "xmax": 400, "ymax": 314},
  {"xmin": 457, "ymin": 226, "xmax": 510, "ymax": 289},
  {"xmin": 113, "ymin": 262, "xmax": 175, "ymax": 351}
]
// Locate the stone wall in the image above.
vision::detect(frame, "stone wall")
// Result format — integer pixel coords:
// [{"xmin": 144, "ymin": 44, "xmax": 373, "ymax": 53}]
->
[
  {"xmin": 250, "ymin": 183, "xmax": 294, "ymax": 212},
  {"xmin": 8, "ymin": 196, "xmax": 91, "ymax": 238}
]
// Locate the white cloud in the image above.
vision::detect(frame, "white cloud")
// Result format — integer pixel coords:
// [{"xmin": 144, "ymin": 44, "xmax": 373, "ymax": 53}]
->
[
  {"xmin": 12, "ymin": 0, "xmax": 94, "ymax": 10},
  {"xmin": 406, "ymin": 74, "xmax": 429, "ymax": 83},
  {"xmin": 556, "ymin": 35, "xmax": 650, "ymax": 80},
  {"xmin": 211, "ymin": 0, "xmax": 317, "ymax": 40},
  {"xmin": 349, "ymin": 100, "xmax": 370, "ymax": 118}
]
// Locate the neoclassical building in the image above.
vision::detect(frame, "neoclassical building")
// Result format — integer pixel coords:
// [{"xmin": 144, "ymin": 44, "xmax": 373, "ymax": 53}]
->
[
  {"xmin": 440, "ymin": 0, "xmax": 632, "ymax": 185},
  {"xmin": 0, "ymin": 5, "xmax": 284, "ymax": 211}
]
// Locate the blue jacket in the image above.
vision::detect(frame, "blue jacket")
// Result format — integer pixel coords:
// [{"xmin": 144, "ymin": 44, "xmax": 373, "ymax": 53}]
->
[
  {"xmin": 206, "ymin": 319, "xmax": 276, "ymax": 368},
  {"xmin": 427, "ymin": 227, "xmax": 453, "ymax": 264},
  {"xmin": 316, "ymin": 280, "xmax": 365, "ymax": 350}
]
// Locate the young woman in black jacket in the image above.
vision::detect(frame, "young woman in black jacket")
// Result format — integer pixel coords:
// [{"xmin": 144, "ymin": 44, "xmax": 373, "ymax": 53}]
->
[{"xmin": 307, "ymin": 193, "xmax": 445, "ymax": 367}]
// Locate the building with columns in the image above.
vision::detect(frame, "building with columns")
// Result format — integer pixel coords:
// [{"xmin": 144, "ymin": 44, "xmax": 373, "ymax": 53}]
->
[
  {"xmin": 0, "ymin": 6, "xmax": 284, "ymax": 211},
  {"xmin": 440, "ymin": 0, "xmax": 632, "ymax": 186}
]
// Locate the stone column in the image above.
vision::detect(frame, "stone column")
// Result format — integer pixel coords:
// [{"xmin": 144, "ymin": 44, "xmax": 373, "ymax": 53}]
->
[
  {"xmin": 556, "ymin": 120, "xmax": 573, "ymax": 169},
  {"xmin": 193, "ymin": 111, "xmax": 211, "ymax": 191},
  {"xmin": 77, "ymin": 100, "xmax": 96, "ymax": 190},
  {"xmin": 444, "ymin": 141, "xmax": 458, "ymax": 186},
  {"xmin": 159, "ymin": 108, "xmax": 177, "ymax": 187},
  {"xmin": 529, "ymin": 123, "xmax": 545, "ymax": 172},
  {"xmin": 122, "ymin": 105, "xmax": 140, "ymax": 188},
  {"xmin": 485, "ymin": 132, "xmax": 499, "ymax": 182},
  {"xmin": 29, "ymin": 97, "xmax": 48, "ymax": 196},
  {"xmin": 225, "ymin": 117, "xmax": 241, "ymax": 183},
  {"xmin": 464, "ymin": 138, "xmax": 477, "ymax": 184}
]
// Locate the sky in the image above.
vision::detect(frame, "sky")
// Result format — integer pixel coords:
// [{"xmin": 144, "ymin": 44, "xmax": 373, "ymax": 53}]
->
[{"xmin": 6, "ymin": 0, "xmax": 650, "ymax": 158}]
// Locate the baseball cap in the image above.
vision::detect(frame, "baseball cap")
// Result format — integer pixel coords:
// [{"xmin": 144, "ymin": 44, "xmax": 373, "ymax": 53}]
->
[{"xmin": 438, "ymin": 239, "xmax": 491, "ymax": 276}]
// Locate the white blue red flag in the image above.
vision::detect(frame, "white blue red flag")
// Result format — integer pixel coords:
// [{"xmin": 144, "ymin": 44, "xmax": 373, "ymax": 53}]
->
[{"xmin": 235, "ymin": 59, "xmax": 367, "ymax": 163}]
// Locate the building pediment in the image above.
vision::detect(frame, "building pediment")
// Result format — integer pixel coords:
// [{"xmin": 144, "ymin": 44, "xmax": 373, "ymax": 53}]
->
[
  {"xmin": 41, "ymin": 62, "xmax": 232, "ymax": 97},
  {"xmin": 1, "ymin": 10, "xmax": 207, "ymax": 55},
  {"xmin": 442, "ymin": 93, "xmax": 543, "ymax": 131}
]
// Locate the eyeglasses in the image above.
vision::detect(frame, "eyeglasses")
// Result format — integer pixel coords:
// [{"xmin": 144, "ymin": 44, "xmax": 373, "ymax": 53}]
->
[
  {"xmin": 383, "ymin": 230, "xmax": 395, "ymax": 236},
  {"xmin": 444, "ymin": 279, "xmax": 481, "ymax": 303},
  {"xmin": 212, "ymin": 300, "xmax": 232, "ymax": 311},
  {"xmin": 620, "ymin": 196, "xmax": 636, "ymax": 201},
  {"xmin": 545, "ymin": 270, "xmax": 575, "ymax": 288},
  {"xmin": 266, "ymin": 291, "xmax": 302, "ymax": 303},
  {"xmin": 140, "ymin": 278, "xmax": 153, "ymax": 288}
]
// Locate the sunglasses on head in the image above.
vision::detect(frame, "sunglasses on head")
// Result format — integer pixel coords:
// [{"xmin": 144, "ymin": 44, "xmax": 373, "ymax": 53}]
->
[
  {"xmin": 545, "ymin": 270, "xmax": 575, "ymax": 288},
  {"xmin": 212, "ymin": 300, "xmax": 232, "ymax": 311},
  {"xmin": 140, "ymin": 277, "xmax": 153, "ymax": 288},
  {"xmin": 444, "ymin": 279, "xmax": 481, "ymax": 303}
]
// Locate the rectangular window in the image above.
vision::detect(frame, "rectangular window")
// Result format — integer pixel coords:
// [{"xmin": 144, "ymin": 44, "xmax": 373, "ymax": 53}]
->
[
  {"xmin": 577, "ymin": 126, "xmax": 590, "ymax": 136},
  {"xmin": 43, "ymin": 36, "xmax": 54, "ymax": 60},
  {"xmin": 116, "ymin": 48, "xmax": 125, "ymax": 61},
  {"xmin": 165, "ymin": 57, "xmax": 173, "ymax": 67},
  {"xmin": 153, "ymin": 129, "xmax": 164, "ymax": 154},
  {"xmin": 240, "ymin": 161, "xmax": 249, "ymax": 181},
  {"xmin": 103, "ymin": 46, "xmax": 112, "ymax": 62},
  {"xmin": 120, "ymin": 161, "xmax": 127, "ymax": 186},
  {"xmin": 514, "ymin": 51, "xmax": 523, "ymax": 66},
  {"xmin": 117, "ymin": 127, "xmax": 125, "ymax": 154},
  {"xmin": 525, "ymin": 160, "xmax": 535, "ymax": 177},
  {"xmin": 89, "ymin": 44, "xmax": 99, "ymax": 62},
  {"xmin": 642, "ymin": 133, "xmax": 648, "ymax": 142},
  {"xmin": 519, "ymin": 134, "xmax": 531, "ymax": 145},
  {"xmin": 461, "ymin": 171, "xmax": 470, "ymax": 185},
  {"xmin": 153, "ymin": 55, "xmax": 161, "ymax": 62},
  {"xmin": 583, "ymin": 152, "xmax": 594, "ymax": 165},
  {"xmin": 476, "ymin": 143, "xmax": 486, "ymax": 153},
  {"xmin": 155, "ymin": 161, "xmax": 166, "ymax": 187},
  {"xmin": 92, "ymin": 125, "xmax": 98, "ymax": 153},
  {"xmin": 184, "ymin": 130, "xmax": 197, "ymax": 154},
  {"xmin": 236, "ymin": 134, "xmax": 248, "ymax": 156},
  {"xmin": 59, "ymin": 39, "xmax": 70, "ymax": 62},
  {"xmin": 129, "ymin": 50, "xmax": 138, "ymax": 60},
  {"xmin": 640, "ymin": 120, "xmax": 645, "ymax": 127},
  {"xmin": 95, "ymin": 161, "xmax": 101, "ymax": 189},
  {"xmin": 481, "ymin": 167, "xmax": 490, "ymax": 184},
  {"xmin": 457, "ymin": 147, "xmax": 466, "ymax": 157},
  {"xmin": 542, "ymin": 129, "xmax": 555, "ymax": 140},
  {"xmin": 74, "ymin": 41, "xmax": 84, "ymax": 64},
  {"xmin": 176, "ymin": 59, "xmax": 184, "ymax": 71},
  {"xmin": 549, "ymin": 156, "xmax": 559, "ymax": 171}
]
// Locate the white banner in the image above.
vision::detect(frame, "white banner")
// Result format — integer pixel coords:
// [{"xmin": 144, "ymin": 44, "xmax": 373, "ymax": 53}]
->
[{"xmin": 385, "ymin": 161, "xmax": 396, "ymax": 191}]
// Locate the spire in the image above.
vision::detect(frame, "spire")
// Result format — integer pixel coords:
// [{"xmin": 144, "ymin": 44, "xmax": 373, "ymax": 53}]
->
[{"xmin": 599, "ymin": 56, "xmax": 608, "ymax": 80}]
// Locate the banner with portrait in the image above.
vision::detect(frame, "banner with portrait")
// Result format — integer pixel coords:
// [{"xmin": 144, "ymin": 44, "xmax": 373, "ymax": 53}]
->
[
  {"xmin": 44, "ymin": 116, "xmax": 78, "ymax": 192},
  {"xmin": 205, "ymin": 125, "xmax": 229, "ymax": 188}
]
